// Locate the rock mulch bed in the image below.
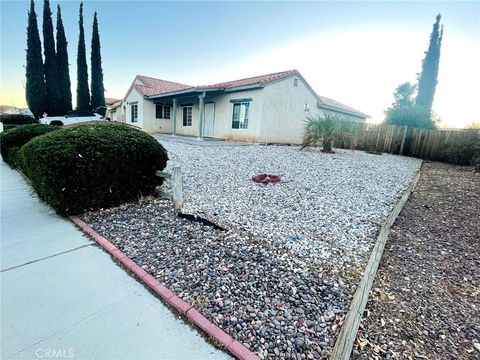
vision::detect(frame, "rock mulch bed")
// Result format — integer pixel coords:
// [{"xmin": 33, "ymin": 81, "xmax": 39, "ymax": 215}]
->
[
  {"xmin": 160, "ymin": 140, "xmax": 421, "ymax": 277},
  {"xmin": 83, "ymin": 142, "xmax": 421, "ymax": 359},
  {"xmin": 353, "ymin": 162, "xmax": 480, "ymax": 359}
]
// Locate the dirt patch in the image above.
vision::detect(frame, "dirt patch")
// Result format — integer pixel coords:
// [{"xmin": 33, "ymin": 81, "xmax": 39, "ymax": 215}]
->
[{"xmin": 353, "ymin": 162, "xmax": 480, "ymax": 359}]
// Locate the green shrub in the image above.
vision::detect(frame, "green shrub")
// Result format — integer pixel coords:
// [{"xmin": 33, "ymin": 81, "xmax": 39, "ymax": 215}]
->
[
  {"xmin": 3, "ymin": 124, "xmax": 20, "ymax": 131},
  {"xmin": 0, "ymin": 123, "xmax": 59, "ymax": 166},
  {"xmin": 17, "ymin": 122, "xmax": 168, "ymax": 215},
  {"xmin": 472, "ymin": 154, "xmax": 480, "ymax": 173},
  {"xmin": 0, "ymin": 114, "xmax": 38, "ymax": 125},
  {"xmin": 443, "ymin": 130, "xmax": 480, "ymax": 165},
  {"xmin": 301, "ymin": 113, "xmax": 357, "ymax": 153}
]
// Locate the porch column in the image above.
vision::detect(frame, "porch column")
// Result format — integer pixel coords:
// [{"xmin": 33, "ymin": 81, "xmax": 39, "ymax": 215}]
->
[
  {"xmin": 197, "ymin": 92, "xmax": 206, "ymax": 140},
  {"xmin": 172, "ymin": 98, "xmax": 177, "ymax": 136}
]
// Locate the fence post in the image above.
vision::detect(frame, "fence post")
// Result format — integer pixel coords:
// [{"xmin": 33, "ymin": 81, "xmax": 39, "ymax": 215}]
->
[
  {"xmin": 172, "ymin": 166, "xmax": 183, "ymax": 211},
  {"xmin": 399, "ymin": 126, "xmax": 408, "ymax": 155}
]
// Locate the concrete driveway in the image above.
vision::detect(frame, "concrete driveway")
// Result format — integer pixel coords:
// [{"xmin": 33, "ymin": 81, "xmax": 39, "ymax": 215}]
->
[{"xmin": 0, "ymin": 160, "xmax": 228, "ymax": 360}]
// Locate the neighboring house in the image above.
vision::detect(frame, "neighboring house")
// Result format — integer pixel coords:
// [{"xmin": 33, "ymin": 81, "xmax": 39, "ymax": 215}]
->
[
  {"xmin": 107, "ymin": 100, "xmax": 124, "ymax": 122},
  {"xmin": 0, "ymin": 106, "xmax": 20, "ymax": 115},
  {"xmin": 0, "ymin": 106, "xmax": 34, "ymax": 117},
  {"xmin": 122, "ymin": 69, "xmax": 368, "ymax": 144},
  {"xmin": 105, "ymin": 98, "xmax": 122, "ymax": 121}
]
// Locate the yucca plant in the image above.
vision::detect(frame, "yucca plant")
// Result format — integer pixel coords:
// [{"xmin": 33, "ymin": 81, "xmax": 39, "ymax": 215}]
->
[{"xmin": 301, "ymin": 112, "xmax": 357, "ymax": 153}]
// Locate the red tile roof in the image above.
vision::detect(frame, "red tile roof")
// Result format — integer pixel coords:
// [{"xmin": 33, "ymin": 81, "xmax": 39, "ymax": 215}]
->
[
  {"xmin": 134, "ymin": 75, "xmax": 192, "ymax": 96},
  {"xmin": 105, "ymin": 97, "xmax": 121, "ymax": 105},
  {"xmin": 196, "ymin": 70, "xmax": 299, "ymax": 90},
  {"xmin": 130, "ymin": 70, "xmax": 367, "ymax": 118}
]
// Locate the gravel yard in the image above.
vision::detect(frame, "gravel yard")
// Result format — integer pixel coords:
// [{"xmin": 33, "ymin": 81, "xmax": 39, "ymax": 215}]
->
[
  {"xmin": 353, "ymin": 162, "xmax": 480, "ymax": 359},
  {"xmin": 83, "ymin": 139, "xmax": 421, "ymax": 359}
]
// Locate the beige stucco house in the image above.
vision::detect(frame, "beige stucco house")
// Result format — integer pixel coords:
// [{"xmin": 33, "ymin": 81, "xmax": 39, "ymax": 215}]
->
[{"xmin": 120, "ymin": 70, "xmax": 368, "ymax": 144}]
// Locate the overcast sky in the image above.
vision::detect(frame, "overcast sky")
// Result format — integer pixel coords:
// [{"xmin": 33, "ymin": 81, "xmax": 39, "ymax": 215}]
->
[{"xmin": 1, "ymin": 1, "xmax": 479, "ymax": 127}]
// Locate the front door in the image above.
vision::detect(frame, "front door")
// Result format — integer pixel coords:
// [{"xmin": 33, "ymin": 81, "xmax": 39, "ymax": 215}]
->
[{"xmin": 203, "ymin": 102, "xmax": 215, "ymax": 137}]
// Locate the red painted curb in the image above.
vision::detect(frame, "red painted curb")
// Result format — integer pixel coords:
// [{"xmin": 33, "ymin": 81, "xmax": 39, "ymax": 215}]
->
[{"xmin": 69, "ymin": 215, "xmax": 259, "ymax": 360}]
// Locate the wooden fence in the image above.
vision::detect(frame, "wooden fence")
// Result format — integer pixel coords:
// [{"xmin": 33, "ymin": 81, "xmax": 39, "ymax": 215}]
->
[{"xmin": 336, "ymin": 123, "xmax": 479, "ymax": 163}]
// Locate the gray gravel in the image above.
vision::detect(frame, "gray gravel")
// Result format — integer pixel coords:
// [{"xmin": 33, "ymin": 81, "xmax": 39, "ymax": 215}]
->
[
  {"xmin": 83, "ymin": 140, "xmax": 421, "ymax": 359},
  {"xmin": 160, "ymin": 139, "xmax": 421, "ymax": 277}
]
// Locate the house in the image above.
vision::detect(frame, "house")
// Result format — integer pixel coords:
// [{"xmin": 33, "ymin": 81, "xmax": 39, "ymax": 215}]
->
[
  {"xmin": 106, "ymin": 100, "xmax": 124, "ymax": 122},
  {"xmin": 105, "ymin": 98, "xmax": 123, "ymax": 121},
  {"xmin": 0, "ymin": 106, "xmax": 20, "ymax": 115},
  {"xmin": 122, "ymin": 69, "xmax": 368, "ymax": 144}
]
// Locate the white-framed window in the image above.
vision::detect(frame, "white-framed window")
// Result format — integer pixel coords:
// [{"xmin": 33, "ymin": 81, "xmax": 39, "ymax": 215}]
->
[
  {"xmin": 156, "ymin": 104, "xmax": 171, "ymax": 119},
  {"xmin": 131, "ymin": 104, "xmax": 138, "ymax": 123},
  {"xmin": 232, "ymin": 102, "xmax": 249, "ymax": 129},
  {"xmin": 182, "ymin": 106, "xmax": 192, "ymax": 126}
]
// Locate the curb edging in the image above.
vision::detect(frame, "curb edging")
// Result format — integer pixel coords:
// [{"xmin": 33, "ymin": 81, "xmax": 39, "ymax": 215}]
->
[{"xmin": 69, "ymin": 215, "xmax": 259, "ymax": 360}]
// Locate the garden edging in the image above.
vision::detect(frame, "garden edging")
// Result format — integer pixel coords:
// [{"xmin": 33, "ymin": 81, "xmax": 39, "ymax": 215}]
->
[
  {"xmin": 69, "ymin": 215, "xmax": 259, "ymax": 360},
  {"xmin": 330, "ymin": 163, "xmax": 422, "ymax": 360}
]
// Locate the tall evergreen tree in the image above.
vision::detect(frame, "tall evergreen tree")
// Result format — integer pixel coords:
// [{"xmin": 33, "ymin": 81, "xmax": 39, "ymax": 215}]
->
[
  {"xmin": 416, "ymin": 14, "xmax": 443, "ymax": 114},
  {"xmin": 25, "ymin": 0, "xmax": 46, "ymax": 119},
  {"xmin": 55, "ymin": 4, "xmax": 72, "ymax": 114},
  {"xmin": 90, "ymin": 12, "xmax": 105, "ymax": 111},
  {"xmin": 76, "ymin": 2, "xmax": 90, "ymax": 110},
  {"xmin": 42, "ymin": 0, "xmax": 59, "ymax": 115}
]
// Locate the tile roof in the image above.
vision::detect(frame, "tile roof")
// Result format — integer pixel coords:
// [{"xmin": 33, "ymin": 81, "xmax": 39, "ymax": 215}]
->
[
  {"xmin": 0, "ymin": 105, "xmax": 18, "ymax": 113},
  {"xmin": 131, "ymin": 70, "xmax": 367, "ymax": 118},
  {"xmin": 105, "ymin": 97, "xmax": 121, "ymax": 105},
  {"xmin": 134, "ymin": 75, "xmax": 192, "ymax": 96},
  {"xmin": 196, "ymin": 70, "xmax": 299, "ymax": 90},
  {"xmin": 318, "ymin": 95, "xmax": 368, "ymax": 118}
]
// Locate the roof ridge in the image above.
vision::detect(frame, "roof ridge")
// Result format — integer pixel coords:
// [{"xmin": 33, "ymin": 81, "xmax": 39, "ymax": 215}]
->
[
  {"xmin": 136, "ymin": 74, "xmax": 192, "ymax": 88},
  {"xmin": 198, "ymin": 69, "xmax": 299, "ymax": 87}
]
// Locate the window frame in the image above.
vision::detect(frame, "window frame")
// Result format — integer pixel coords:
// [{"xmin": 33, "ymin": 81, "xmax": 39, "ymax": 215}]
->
[
  {"xmin": 131, "ymin": 104, "xmax": 138, "ymax": 123},
  {"xmin": 182, "ymin": 105, "xmax": 192, "ymax": 127},
  {"xmin": 155, "ymin": 104, "xmax": 171, "ymax": 120},
  {"xmin": 231, "ymin": 102, "xmax": 250, "ymax": 130}
]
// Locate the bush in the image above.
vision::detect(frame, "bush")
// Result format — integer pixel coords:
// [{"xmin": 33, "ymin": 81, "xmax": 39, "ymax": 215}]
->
[
  {"xmin": 0, "ymin": 114, "xmax": 38, "ymax": 125},
  {"xmin": 301, "ymin": 113, "xmax": 357, "ymax": 153},
  {"xmin": 0, "ymin": 123, "xmax": 59, "ymax": 166},
  {"xmin": 17, "ymin": 122, "xmax": 168, "ymax": 215},
  {"xmin": 443, "ymin": 130, "xmax": 480, "ymax": 165}
]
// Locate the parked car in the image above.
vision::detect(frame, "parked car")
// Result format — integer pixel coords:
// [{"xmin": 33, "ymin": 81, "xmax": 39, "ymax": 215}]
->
[{"xmin": 40, "ymin": 110, "xmax": 104, "ymax": 126}]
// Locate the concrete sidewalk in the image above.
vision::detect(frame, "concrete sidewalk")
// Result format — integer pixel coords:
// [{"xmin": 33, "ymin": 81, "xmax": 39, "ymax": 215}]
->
[{"xmin": 0, "ymin": 161, "xmax": 228, "ymax": 360}]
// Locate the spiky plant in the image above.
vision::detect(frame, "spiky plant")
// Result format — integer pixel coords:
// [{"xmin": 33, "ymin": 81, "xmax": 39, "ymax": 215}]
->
[{"xmin": 301, "ymin": 112, "xmax": 357, "ymax": 153}]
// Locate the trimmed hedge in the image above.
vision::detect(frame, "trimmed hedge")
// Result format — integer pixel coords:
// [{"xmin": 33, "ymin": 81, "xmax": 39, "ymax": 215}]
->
[
  {"xmin": 0, "ymin": 124, "xmax": 59, "ymax": 167},
  {"xmin": 17, "ymin": 122, "xmax": 168, "ymax": 215},
  {"xmin": 0, "ymin": 114, "xmax": 38, "ymax": 125}
]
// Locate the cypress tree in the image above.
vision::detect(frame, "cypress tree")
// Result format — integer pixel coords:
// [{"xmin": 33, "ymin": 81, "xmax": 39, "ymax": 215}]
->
[
  {"xmin": 42, "ymin": 0, "xmax": 59, "ymax": 115},
  {"xmin": 90, "ymin": 12, "xmax": 105, "ymax": 111},
  {"xmin": 25, "ymin": 0, "xmax": 46, "ymax": 119},
  {"xmin": 416, "ymin": 14, "xmax": 443, "ymax": 115},
  {"xmin": 55, "ymin": 4, "xmax": 72, "ymax": 114},
  {"xmin": 76, "ymin": 2, "xmax": 90, "ymax": 110}
]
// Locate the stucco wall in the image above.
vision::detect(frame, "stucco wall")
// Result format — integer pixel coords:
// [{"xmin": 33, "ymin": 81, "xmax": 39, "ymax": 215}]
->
[
  {"xmin": 259, "ymin": 76, "xmax": 324, "ymax": 144},
  {"xmin": 124, "ymin": 88, "xmax": 145, "ymax": 128},
  {"xmin": 204, "ymin": 89, "xmax": 264, "ymax": 142}
]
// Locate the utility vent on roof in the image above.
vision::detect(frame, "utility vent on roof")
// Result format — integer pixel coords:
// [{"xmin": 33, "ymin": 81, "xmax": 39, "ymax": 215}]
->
[{"xmin": 294, "ymin": 78, "xmax": 299, "ymax": 87}]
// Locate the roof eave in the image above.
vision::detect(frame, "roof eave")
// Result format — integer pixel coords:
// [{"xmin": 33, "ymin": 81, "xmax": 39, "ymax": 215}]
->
[{"xmin": 318, "ymin": 104, "xmax": 369, "ymax": 119}]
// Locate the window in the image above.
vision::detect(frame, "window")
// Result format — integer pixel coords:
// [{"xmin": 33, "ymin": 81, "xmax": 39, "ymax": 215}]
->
[
  {"xmin": 156, "ymin": 104, "xmax": 171, "ymax": 119},
  {"xmin": 182, "ymin": 106, "xmax": 192, "ymax": 126},
  {"xmin": 232, "ymin": 102, "xmax": 249, "ymax": 129},
  {"xmin": 131, "ymin": 104, "xmax": 138, "ymax": 123}
]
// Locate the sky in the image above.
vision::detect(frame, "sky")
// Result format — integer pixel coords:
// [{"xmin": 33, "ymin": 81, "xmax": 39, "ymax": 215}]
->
[{"xmin": 1, "ymin": 1, "xmax": 479, "ymax": 127}]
